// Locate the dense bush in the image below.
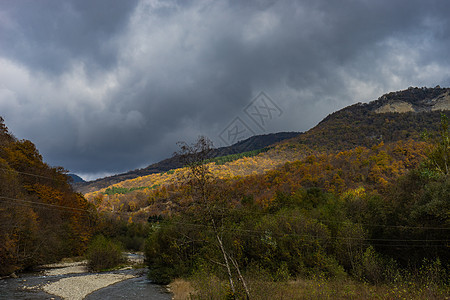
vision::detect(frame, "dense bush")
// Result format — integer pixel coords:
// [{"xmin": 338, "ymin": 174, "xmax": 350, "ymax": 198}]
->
[
  {"xmin": 86, "ymin": 235, "xmax": 125, "ymax": 271},
  {"xmin": 96, "ymin": 216, "xmax": 150, "ymax": 251}
]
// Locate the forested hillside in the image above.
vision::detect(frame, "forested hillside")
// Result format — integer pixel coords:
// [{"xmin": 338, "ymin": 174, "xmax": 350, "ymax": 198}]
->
[
  {"xmin": 84, "ymin": 143, "xmax": 314, "ymax": 218},
  {"xmin": 283, "ymin": 87, "xmax": 450, "ymax": 151},
  {"xmin": 0, "ymin": 117, "xmax": 96, "ymax": 276},
  {"xmin": 75, "ymin": 132, "xmax": 300, "ymax": 194},
  {"xmin": 84, "ymin": 87, "xmax": 450, "ymax": 222}
]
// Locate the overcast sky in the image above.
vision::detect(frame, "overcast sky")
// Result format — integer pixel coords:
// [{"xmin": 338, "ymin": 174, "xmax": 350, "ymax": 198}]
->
[{"xmin": 1, "ymin": 0, "xmax": 450, "ymax": 180}]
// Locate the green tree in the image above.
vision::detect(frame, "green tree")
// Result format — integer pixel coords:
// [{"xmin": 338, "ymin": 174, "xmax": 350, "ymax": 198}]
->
[{"xmin": 423, "ymin": 113, "xmax": 450, "ymax": 176}]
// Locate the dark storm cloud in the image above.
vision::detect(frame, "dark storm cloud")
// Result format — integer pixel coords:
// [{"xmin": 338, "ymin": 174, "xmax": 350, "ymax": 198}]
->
[
  {"xmin": 1, "ymin": 0, "xmax": 450, "ymax": 179},
  {"xmin": 0, "ymin": 0, "xmax": 139, "ymax": 74}
]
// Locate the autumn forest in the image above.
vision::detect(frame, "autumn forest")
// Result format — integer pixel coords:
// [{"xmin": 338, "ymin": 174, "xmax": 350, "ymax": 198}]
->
[{"xmin": 1, "ymin": 87, "xmax": 449, "ymax": 299}]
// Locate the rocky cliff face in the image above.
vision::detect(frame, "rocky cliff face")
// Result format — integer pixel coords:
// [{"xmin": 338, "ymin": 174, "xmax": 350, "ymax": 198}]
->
[
  {"xmin": 375, "ymin": 100, "xmax": 415, "ymax": 113},
  {"xmin": 373, "ymin": 87, "xmax": 450, "ymax": 113},
  {"xmin": 430, "ymin": 91, "xmax": 450, "ymax": 111}
]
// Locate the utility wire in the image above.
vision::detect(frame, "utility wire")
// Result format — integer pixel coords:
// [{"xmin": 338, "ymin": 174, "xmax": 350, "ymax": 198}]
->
[
  {"xmin": 178, "ymin": 203, "xmax": 450, "ymax": 231},
  {"xmin": 163, "ymin": 221, "xmax": 450, "ymax": 244},
  {"xmin": 0, "ymin": 167, "xmax": 71, "ymax": 182},
  {"xmin": 0, "ymin": 196, "xmax": 93, "ymax": 214},
  {"xmin": 160, "ymin": 221, "xmax": 447, "ymax": 248}
]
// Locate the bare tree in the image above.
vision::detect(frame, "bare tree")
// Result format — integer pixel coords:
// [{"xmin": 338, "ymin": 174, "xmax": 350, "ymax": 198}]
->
[{"xmin": 174, "ymin": 136, "xmax": 250, "ymax": 299}]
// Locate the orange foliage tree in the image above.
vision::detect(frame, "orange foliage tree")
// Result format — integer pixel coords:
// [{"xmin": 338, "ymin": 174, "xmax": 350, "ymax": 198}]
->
[{"xmin": 0, "ymin": 117, "xmax": 96, "ymax": 275}]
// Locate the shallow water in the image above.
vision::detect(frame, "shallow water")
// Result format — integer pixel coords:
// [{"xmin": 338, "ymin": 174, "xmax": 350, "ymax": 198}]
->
[
  {"xmin": 0, "ymin": 271, "xmax": 63, "ymax": 300},
  {"xmin": 85, "ymin": 273, "xmax": 170, "ymax": 300},
  {"xmin": 0, "ymin": 267, "xmax": 171, "ymax": 300}
]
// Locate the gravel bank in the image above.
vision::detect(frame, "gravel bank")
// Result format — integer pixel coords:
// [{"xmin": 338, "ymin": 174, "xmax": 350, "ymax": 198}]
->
[
  {"xmin": 42, "ymin": 273, "xmax": 135, "ymax": 300},
  {"xmin": 43, "ymin": 261, "xmax": 88, "ymax": 276}
]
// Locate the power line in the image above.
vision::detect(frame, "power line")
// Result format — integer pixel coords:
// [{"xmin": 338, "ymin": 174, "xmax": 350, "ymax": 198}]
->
[
  {"xmin": 0, "ymin": 196, "xmax": 93, "ymax": 214},
  {"xmin": 159, "ymin": 221, "xmax": 448, "ymax": 248},
  {"xmin": 163, "ymin": 221, "xmax": 450, "ymax": 245},
  {"xmin": 178, "ymin": 203, "xmax": 450, "ymax": 231},
  {"xmin": 0, "ymin": 167, "xmax": 70, "ymax": 182}
]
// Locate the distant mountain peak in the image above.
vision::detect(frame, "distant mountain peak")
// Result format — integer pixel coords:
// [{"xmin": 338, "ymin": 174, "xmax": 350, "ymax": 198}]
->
[{"xmin": 68, "ymin": 173, "xmax": 85, "ymax": 183}]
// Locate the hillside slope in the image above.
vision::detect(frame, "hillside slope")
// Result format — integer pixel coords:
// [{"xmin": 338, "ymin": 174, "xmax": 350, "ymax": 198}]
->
[
  {"xmin": 0, "ymin": 117, "xmax": 94, "ymax": 276},
  {"xmin": 75, "ymin": 132, "xmax": 300, "ymax": 193},
  {"xmin": 282, "ymin": 86, "xmax": 450, "ymax": 151}
]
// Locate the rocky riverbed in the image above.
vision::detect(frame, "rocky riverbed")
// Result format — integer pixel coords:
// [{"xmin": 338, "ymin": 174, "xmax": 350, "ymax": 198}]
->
[{"xmin": 0, "ymin": 253, "xmax": 171, "ymax": 300}]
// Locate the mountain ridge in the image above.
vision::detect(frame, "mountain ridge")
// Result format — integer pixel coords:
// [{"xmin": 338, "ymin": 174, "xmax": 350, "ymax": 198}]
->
[
  {"xmin": 283, "ymin": 86, "xmax": 450, "ymax": 151},
  {"xmin": 74, "ymin": 131, "xmax": 300, "ymax": 193}
]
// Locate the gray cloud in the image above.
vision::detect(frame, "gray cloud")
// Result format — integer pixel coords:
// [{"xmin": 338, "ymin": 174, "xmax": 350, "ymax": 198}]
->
[
  {"xmin": 0, "ymin": 0, "xmax": 138, "ymax": 75},
  {"xmin": 1, "ymin": 0, "xmax": 450, "ymax": 180}
]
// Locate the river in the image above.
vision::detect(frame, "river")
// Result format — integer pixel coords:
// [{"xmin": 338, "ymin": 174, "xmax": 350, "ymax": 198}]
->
[{"xmin": 0, "ymin": 254, "xmax": 171, "ymax": 300}]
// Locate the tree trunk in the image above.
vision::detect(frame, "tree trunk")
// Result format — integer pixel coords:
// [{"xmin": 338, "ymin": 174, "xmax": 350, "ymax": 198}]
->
[{"xmin": 216, "ymin": 233, "xmax": 236, "ymax": 296}]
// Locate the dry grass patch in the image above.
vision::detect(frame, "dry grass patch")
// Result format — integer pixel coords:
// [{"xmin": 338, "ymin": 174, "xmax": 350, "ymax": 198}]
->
[
  {"xmin": 169, "ymin": 279, "xmax": 195, "ymax": 300},
  {"xmin": 172, "ymin": 276, "xmax": 449, "ymax": 300}
]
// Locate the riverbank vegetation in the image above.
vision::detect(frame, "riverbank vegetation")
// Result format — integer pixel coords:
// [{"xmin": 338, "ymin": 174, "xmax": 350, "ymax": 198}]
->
[{"xmin": 86, "ymin": 235, "xmax": 125, "ymax": 272}]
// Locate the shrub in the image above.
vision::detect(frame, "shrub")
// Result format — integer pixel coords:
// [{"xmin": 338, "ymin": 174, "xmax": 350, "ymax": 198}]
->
[
  {"xmin": 86, "ymin": 235, "xmax": 125, "ymax": 271},
  {"xmin": 145, "ymin": 220, "xmax": 198, "ymax": 284},
  {"xmin": 356, "ymin": 246, "xmax": 385, "ymax": 284}
]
